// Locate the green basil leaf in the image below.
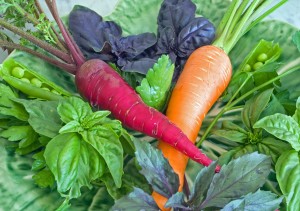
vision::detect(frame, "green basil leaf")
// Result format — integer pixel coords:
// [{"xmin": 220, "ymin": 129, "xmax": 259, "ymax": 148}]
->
[
  {"xmin": 133, "ymin": 139, "xmax": 179, "ymax": 198},
  {"xmin": 188, "ymin": 162, "xmax": 218, "ymax": 207},
  {"xmin": 57, "ymin": 97, "xmax": 92, "ymax": 123},
  {"xmin": 254, "ymin": 113, "xmax": 300, "ymax": 151},
  {"xmin": 87, "ymin": 187, "xmax": 114, "ymax": 211},
  {"xmin": 200, "ymin": 152, "xmax": 271, "ymax": 209},
  {"xmin": 82, "ymin": 128, "xmax": 123, "ymax": 188},
  {"xmin": 275, "ymin": 150, "xmax": 300, "ymax": 211},
  {"xmin": 59, "ymin": 120, "xmax": 82, "ymax": 133},
  {"xmin": 260, "ymin": 94, "xmax": 286, "ymax": 119},
  {"xmin": 82, "ymin": 110, "xmax": 111, "ymax": 128},
  {"xmin": 221, "ymin": 189, "xmax": 283, "ymax": 211},
  {"xmin": 212, "ymin": 130, "xmax": 248, "ymax": 143},
  {"xmin": 14, "ymin": 99, "xmax": 61, "ymax": 138},
  {"xmin": 258, "ymin": 137, "xmax": 292, "ymax": 163},
  {"xmin": 0, "ymin": 83, "xmax": 28, "ymax": 121},
  {"xmin": 222, "ymin": 121, "xmax": 248, "ymax": 134},
  {"xmin": 111, "ymin": 187, "xmax": 159, "ymax": 211},
  {"xmin": 45, "ymin": 133, "xmax": 106, "ymax": 199},
  {"xmin": 136, "ymin": 55, "xmax": 174, "ymax": 111},
  {"xmin": 292, "ymin": 96, "xmax": 300, "ymax": 124},
  {"xmin": 242, "ymin": 88, "xmax": 273, "ymax": 131}
]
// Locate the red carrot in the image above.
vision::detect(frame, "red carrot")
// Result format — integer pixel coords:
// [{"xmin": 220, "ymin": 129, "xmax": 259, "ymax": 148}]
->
[{"xmin": 0, "ymin": 0, "xmax": 218, "ymax": 170}]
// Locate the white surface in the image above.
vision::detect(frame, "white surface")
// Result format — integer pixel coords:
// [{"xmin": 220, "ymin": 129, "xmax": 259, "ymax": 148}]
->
[{"xmin": 1, "ymin": 0, "xmax": 300, "ymax": 62}]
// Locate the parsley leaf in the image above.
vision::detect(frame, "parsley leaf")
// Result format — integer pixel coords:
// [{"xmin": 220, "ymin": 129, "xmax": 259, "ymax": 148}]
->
[{"xmin": 136, "ymin": 55, "xmax": 174, "ymax": 110}]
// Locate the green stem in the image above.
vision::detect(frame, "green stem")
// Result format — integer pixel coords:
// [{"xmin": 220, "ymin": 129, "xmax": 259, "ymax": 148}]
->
[
  {"xmin": 13, "ymin": 2, "xmax": 68, "ymax": 52},
  {"xmin": 197, "ymin": 65, "xmax": 300, "ymax": 147},
  {"xmin": 197, "ymin": 74, "xmax": 252, "ymax": 146},
  {"xmin": 0, "ymin": 19, "xmax": 72, "ymax": 64}
]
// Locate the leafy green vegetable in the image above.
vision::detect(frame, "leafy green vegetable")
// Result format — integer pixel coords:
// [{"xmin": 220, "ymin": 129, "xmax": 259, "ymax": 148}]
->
[
  {"xmin": 275, "ymin": 150, "xmax": 300, "ymax": 211},
  {"xmin": 293, "ymin": 97, "xmax": 300, "ymax": 124},
  {"xmin": 136, "ymin": 55, "xmax": 174, "ymax": 110},
  {"xmin": 15, "ymin": 99, "xmax": 61, "ymax": 138},
  {"xmin": 32, "ymin": 168, "xmax": 55, "ymax": 189},
  {"xmin": 254, "ymin": 113, "xmax": 300, "ymax": 151},
  {"xmin": 221, "ymin": 189, "xmax": 283, "ymax": 211},
  {"xmin": 292, "ymin": 31, "xmax": 300, "ymax": 53},
  {"xmin": 44, "ymin": 133, "xmax": 106, "ymax": 199},
  {"xmin": 0, "ymin": 83, "xmax": 28, "ymax": 121},
  {"xmin": 242, "ymin": 88, "xmax": 273, "ymax": 131},
  {"xmin": 133, "ymin": 138, "xmax": 179, "ymax": 198}
]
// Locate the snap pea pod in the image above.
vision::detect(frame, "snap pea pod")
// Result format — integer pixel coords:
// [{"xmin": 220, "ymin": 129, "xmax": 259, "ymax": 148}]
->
[
  {"xmin": 236, "ymin": 39, "xmax": 281, "ymax": 74},
  {"xmin": 1, "ymin": 58, "xmax": 73, "ymax": 100}
]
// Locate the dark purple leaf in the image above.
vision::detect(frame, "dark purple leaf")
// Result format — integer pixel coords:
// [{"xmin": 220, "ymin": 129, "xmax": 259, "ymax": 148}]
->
[
  {"xmin": 121, "ymin": 58, "xmax": 158, "ymax": 74},
  {"xmin": 117, "ymin": 33, "xmax": 157, "ymax": 56},
  {"xmin": 177, "ymin": 17, "xmax": 215, "ymax": 58},
  {"xmin": 69, "ymin": 5, "xmax": 121, "ymax": 58},
  {"xmin": 156, "ymin": 26, "xmax": 176, "ymax": 55},
  {"xmin": 158, "ymin": 0, "xmax": 196, "ymax": 35}
]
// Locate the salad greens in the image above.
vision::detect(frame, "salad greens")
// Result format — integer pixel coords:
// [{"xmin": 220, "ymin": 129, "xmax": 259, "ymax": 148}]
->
[{"xmin": 0, "ymin": 0, "xmax": 300, "ymax": 210}]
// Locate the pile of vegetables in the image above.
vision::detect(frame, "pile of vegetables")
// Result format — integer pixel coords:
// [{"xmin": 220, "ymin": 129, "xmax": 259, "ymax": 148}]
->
[{"xmin": 0, "ymin": 0, "xmax": 300, "ymax": 210}]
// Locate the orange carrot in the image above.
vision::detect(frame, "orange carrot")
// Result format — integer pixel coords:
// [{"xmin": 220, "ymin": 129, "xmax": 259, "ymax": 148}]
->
[{"xmin": 152, "ymin": 0, "xmax": 287, "ymax": 210}]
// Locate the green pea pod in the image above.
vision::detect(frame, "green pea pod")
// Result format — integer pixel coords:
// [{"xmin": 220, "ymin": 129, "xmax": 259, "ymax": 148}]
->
[
  {"xmin": 1, "ymin": 57, "xmax": 73, "ymax": 101},
  {"xmin": 236, "ymin": 39, "xmax": 281, "ymax": 74}
]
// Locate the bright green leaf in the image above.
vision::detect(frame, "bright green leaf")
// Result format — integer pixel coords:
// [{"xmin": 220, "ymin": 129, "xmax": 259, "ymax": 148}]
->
[
  {"xmin": 0, "ymin": 83, "xmax": 28, "ymax": 121},
  {"xmin": 254, "ymin": 113, "xmax": 300, "ymax": 151},
  {"xmin": 82, "ymin": 110, "xmax": 111, "ymax": 128},
  {"xmin": 133, "ymin": 139, "xmax": 179, "ymax": 198},
  {"xmin": 212, "ymin": 130, "xmax": 248, "ymax": 143},
  {"xmin": 200, "ymin": 152, "xmax": 271, "ymax": 209},
  {"xmin": 45, "ymin": 133, "xmax": 106, "ymax": 199},
  {"xmin": 0, "ymin": 125, "xmax": 32, "ymax": 141},
  {"xmin": 292, "ymin": 97, "xmax": 300, "ymax": 124},
  {"xmin": 32, "ymin": 151, "xmax": 46, "ymax": 171},
  {"xmin": 221, "ymin": 189, "xmax": 283, "ymax": 211},
  {"xmin": 242, "ymin": 88, "xmax": 273, "ymax": 131},
  {"xmin": 136, "ymin": 55, "xmax": 174, "ymax": 110},
  {"xmin": 276, "ymin": 150, "xmax": 300, "ymax": 211},
  {"xmin": 82, "ymin": 128, "xmax": 123, "ymax": 188},
  {"xmin": 57, "ymin": 97, "xmax": 92, "ymax": 123},
  {"xmin": 15, "ymin": 99, "xmax": 61, "ymax": 138},
  {"xmin": 59, "ymin": 120, "xmax": 82, "ymax": 133}
]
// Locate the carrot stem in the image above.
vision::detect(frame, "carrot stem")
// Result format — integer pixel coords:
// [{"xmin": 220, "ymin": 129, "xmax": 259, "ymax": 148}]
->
[{"xmin": 197, "ymin": 64, "xmax": 300, "ymax": 146}]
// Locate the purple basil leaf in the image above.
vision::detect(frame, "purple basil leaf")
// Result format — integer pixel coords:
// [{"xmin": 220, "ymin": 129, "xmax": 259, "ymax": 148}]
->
[
  {"xmin": 177, "ymin": 17, "xmax": 215, "ymax": 58},
  {"xmin": 69, "ymin": 5, "xmax": 121, "ymax": 58},
  {"xmin": 133, "ymin": 139, "xmax": 179, "ymax": 198},
  {"xmin": 156, "ymin": 26, "xmax": 176, "ymax": 55},
  {"xmin": 121, "ymin": 58, "xmax": 158, "ymax": 74},
  {"xmin": 111, "ymin": 187, "xmax": 159, "ymax": 211},
  {"xmin": 158, "ymin": 0, "xmax": 196, "ymax": 35},
  {"xmin": 117, "ymin": 33, "xmax": 157, "ymax": 56}
]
